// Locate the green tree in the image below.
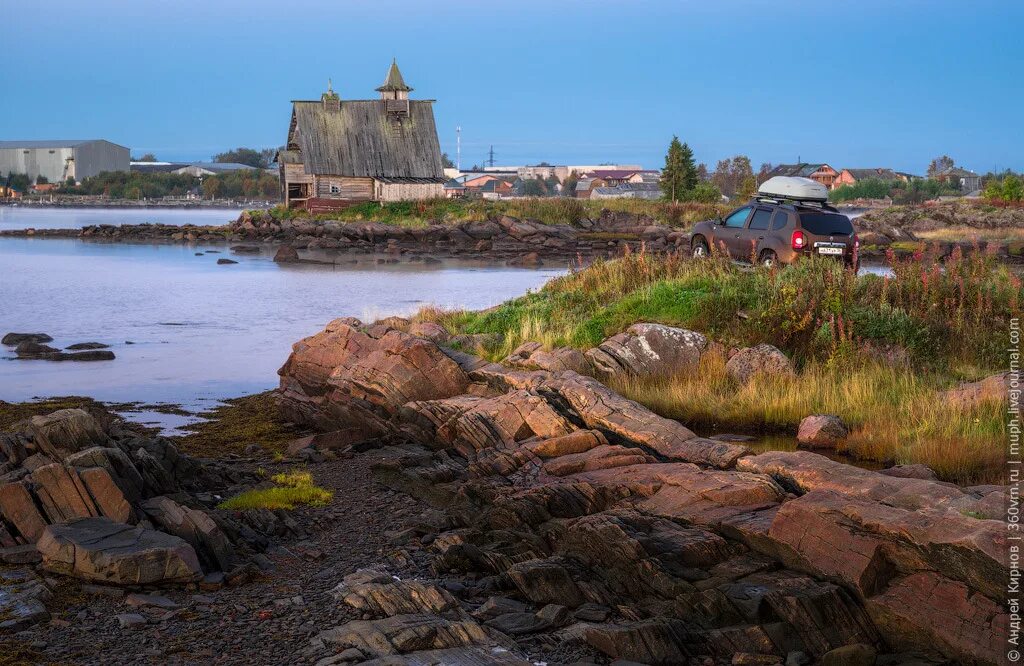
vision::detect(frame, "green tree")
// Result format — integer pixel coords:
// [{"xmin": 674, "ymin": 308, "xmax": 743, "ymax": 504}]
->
[
  {"xmin": 134, "ymin": 153, "xmax": 158, "ymax": 162},
  {"xmin": 35, "ymin": 174, "xmax": 49, "ymax": 185},
  {"xmin": 522, "ymin": 179, "xmax": 546, "ymax": 196},
  {"xmin": 712, "ymin": 155, "xmax": 754, "ymax": 198},
  {"xmin": 685, "ymin": 182, "xmax": 722, "ymax": 203},
  {"xmin": 561, "ymin": 170, "xmax": 580, "ymax": 198},
  {"xmin": 5, "ymin": 172, "xmax": 31, "ymax": 193},
  {"xmin": 737, "ymin": 175, "xmax": 757, "ymax": 199},
  {"xmin": 202, "ymin": 178, "xmax": 222, "ymax": 199},
  {"xmin": 660, "ymin": 136, "xmax": 697, "ymax": 202},
  {"xmin": 441, "ymin": 153, "xmax": 455, "ymax": 169},
  {"xmin": 212, "ymin": 147, "xmax": 275, "ymax": 169},
  {"xmin": 1002, "ymin": 174, "xmax": 1024, "ymax": 201},
  {"xmin": 927, "ymin": 155, "xmax": 955, "ymax": 177},
  {"xmin": 544, "ymin": 174, "xmax": 560, "ymax": 195}
]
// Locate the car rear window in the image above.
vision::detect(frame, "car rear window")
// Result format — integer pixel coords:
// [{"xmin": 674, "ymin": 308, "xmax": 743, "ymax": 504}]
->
[
  {"xmin": 799, "ymin": 212, "xmax": 854, "ymax": 236},
  {"xmin": 748, "ymin": 208, "xmax": 773, "ymax": 231}
]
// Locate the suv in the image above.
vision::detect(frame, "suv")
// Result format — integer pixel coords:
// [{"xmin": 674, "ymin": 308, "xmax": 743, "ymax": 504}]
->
[{"xmin": 690, "ymin": 199, "xmax": 859, "ymax": 269}]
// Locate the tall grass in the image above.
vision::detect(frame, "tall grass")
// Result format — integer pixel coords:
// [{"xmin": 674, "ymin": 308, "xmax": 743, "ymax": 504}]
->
[
  {"xmin": 263, "ymin": 198, "xmax": 729, "ymax": 229},
  {"xmin": 420, "ymin": 245, "xmax": 1019, "ymax": 370},
  {"xmin": 415, "ymin": 246, "xmax": 1018, "ymax": 483},
  {"xmin": 609, "ymin": 350, "xmax": 1005, "ymax": 484}
]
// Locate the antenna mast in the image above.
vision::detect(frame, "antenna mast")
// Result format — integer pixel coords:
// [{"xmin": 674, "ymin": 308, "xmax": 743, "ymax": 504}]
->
[
  {"xmin": 487, "ymin": 145, "xmax": 496, "ymax": 168},
  {"xmin": 456, "ymin": 126, "xmax": 461, "ymax": 171}
]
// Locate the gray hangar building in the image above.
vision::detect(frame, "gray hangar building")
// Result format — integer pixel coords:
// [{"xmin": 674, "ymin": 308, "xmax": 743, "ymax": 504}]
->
[{"xmin": 0, "ymin": 139, "xmax": 130, "ymax": 183}]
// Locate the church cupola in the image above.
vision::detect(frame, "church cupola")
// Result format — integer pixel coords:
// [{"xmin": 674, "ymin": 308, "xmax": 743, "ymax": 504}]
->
[
  {"xmin": 376, "ymin": 59, "xmax": 412, "ymax": 101},
  {"xmin": 321, "ymin": 78, "xmax": 340, "ymax": 111}
]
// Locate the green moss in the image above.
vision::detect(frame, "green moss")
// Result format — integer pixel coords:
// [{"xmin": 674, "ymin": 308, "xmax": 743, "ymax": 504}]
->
[
  {"xmin": 175, "ymin": 392, "xmax": 302, "ymax": 457},
  {"xmin": 219, "ymin": 470, "xmax": 332, "ymax": 510},
  {"xmin": 0, "ymin": 396, "xmax": 108, "ymax": 431},
  {"xmin": 889, "ymin": 240, "xmax": 925, "ymax": 254}
]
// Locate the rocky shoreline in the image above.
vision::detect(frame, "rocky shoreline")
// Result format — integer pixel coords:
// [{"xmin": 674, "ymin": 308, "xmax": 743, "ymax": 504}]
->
[
  {"xmin": 4, "ymin": 205, "xmax": 1024, "ymax": 264},
  {"xmin": 0, "ymin": 314, "xmax": 1009, "ymax": 665},
  {"xmin": 272, "ymin": 318, "xmax": 1005, "ymax": 665}
]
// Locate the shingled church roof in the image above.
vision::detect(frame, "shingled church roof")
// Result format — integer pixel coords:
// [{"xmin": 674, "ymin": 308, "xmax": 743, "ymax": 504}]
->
[{"xmin": 376, "ymin": 59, "xmax": 413, "ymax": 93}]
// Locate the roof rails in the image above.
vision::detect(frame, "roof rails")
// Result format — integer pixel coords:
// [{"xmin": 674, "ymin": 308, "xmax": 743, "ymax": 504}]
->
[{"xmin": 751, "ymin": 195, "xmax": 839, "ymax": 212}]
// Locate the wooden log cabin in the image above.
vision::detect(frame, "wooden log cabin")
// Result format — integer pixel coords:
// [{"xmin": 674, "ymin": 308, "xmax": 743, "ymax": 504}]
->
[{"xmin": 278, "ymin": 60, "xmax": 446, "ymax": 211}]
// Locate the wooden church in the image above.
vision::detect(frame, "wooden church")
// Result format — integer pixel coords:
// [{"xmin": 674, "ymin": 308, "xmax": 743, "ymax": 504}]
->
[{"xmin": 278, "ymin": 60, "xmax": 446, "ymax": 211}]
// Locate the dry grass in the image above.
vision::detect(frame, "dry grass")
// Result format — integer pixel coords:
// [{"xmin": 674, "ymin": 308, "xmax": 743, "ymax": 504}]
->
[
  {"xmin": 914, "ymin": 226, "xmax": 1024, "ymax": 242},
  {"xmin": 417, "ymin": 248, "xmax": 1017, "ymax": 483},
  {"xmin": 266, "ymin": 197, "xmax": 729, "ymax": 229},
  {"xmin": 610, "ymin": 350, "xmax": 1005, "ymax": 484},
  {"xmin": 218, "ymin": 470, "xmax": 333, "ymax": 511}
]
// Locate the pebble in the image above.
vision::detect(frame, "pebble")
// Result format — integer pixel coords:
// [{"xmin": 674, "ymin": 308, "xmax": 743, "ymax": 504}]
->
[
  {"xmin": 115, "ymin": 613, "xmax": 147, "ymax": 629},
  {"xmin": 125, "ymin": 593, "xmax": 179, "ymax": 609}
]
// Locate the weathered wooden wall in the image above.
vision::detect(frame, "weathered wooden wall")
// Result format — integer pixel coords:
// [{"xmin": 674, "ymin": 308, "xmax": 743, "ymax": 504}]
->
[
  {"xmin": 316, "ymin": 176, "xmax": 374, "ymax": 200},
  {"xmin": 375, "ymin": 181, "xmax": 444, "ymax": 202},
  {"xmin": 283, "ymin": 163, "xmax": 313, "ymax": 184}
]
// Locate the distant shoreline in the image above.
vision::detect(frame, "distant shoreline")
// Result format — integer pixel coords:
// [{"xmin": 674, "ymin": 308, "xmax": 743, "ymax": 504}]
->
[{"xmin": 0, "ymin": 199, "xmax": 272, "ymax": 210}]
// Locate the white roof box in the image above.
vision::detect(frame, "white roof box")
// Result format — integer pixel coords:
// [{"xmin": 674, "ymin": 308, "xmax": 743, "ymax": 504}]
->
[{"xmin": 757, "ymin": 176, "xmax": 828, "ymax": 202}]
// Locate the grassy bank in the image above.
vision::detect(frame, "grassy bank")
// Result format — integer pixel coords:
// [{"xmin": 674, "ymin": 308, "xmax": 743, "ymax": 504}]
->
[
  {"xmin": 417, "ymin": 246, "xmax": 1018, "ymax": 483},
  {"xmin": 263, "ymin": 197, "xmax": 729, "ymax": 229}
]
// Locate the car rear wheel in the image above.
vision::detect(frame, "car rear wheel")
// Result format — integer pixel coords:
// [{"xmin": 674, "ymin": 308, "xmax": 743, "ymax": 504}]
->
[
  {"xmin": 692, "ymin": 237, "xmax": 710, "ymax": 259},
  {"xmin": 759, "ymin": 250, "xmax": 777, "ymax": 268}
]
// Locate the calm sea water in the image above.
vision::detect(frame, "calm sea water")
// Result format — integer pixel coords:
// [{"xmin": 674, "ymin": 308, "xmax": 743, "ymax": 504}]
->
[
  {"xmin": 0, "ymin": 236, "xmax": 564, "ymax": 425},
  {"xmin": 0, "ymin": 206, "xmax": 246, "ymax": 230}
]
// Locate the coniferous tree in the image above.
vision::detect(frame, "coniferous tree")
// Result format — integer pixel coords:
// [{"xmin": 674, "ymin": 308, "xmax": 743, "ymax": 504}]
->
[{"xmin": 661, "ymin": 136, "xmax": 700, "ymax": 202}]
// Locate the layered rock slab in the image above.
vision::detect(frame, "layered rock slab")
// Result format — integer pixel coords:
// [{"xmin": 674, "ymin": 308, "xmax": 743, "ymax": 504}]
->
[{"xmin": 37, "ymin": 517, "xmax": 202, "ymax": 585}]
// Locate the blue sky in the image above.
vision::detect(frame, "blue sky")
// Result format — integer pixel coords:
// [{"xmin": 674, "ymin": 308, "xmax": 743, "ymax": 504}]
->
[{"xmin": 1, "ymin": 0, "xmax": 1020, "ymax": 174}]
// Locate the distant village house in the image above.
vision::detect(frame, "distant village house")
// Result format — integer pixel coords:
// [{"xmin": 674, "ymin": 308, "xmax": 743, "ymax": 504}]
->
[
  {"xmin": 279, "ymin": 60, "xmax": 446, "ymax": 211},
  {"xmin": 933, "ymin": 166, "xmax": 982, "ymax": 194},
  {"xmin": 763, "ymin": 163, "xmax": 839, "ymax": 189}
]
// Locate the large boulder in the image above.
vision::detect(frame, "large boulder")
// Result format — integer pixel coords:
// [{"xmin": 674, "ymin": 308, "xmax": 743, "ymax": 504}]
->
[
  {"xmin": 541, "ymin": 373, "xmax": 747, "ymax": 469},
  {"xmin": 37, "ymin": 517, "xmax": 202, "ymax": 585},
  {"xmin": 272, "ymin": 244, "xmax": 300, "ymax": 263},
  {"xmin": 278, "ymin": 320, "xmax": 469, "ymax": 430},
  {"xmin": 0, "ymin": 482, "xmax": 48, "ymax": 542},
  {"xmin": 585, "ymin": 323, "xmax": 708, "ymax": 378},
  {"xmin": 725, "ymin": 344, "xmax": 796, "ymax": 384},
  {"xmin": 797, "ymin": 415, "xmax": 849, "ymax": 449},
  {"xmin": 504, "ymin": 342, "xmax": 592, "ymax": 375},
  {"xmin": 29, "ymin": 409, "xmax": 107, "ymax": 459},
  {"xmin": 408, "ymin": 321, "xmax": 450, "ymax": 344},
  {"xmin": 2, "ymin": 333, "xmax": 52, "ymax": 346},
  {"xmin": 736, "ymin": 450, "xmax": 1002, "ymax": 519},
  {"xmin": 941, "ymin": 372, "xmax": 1008, "ymax": 408},
  {"xmin": 31, "ymin": 463, "xmax": 99, "ymax": 523},
  {"xmin": 140, "ymin": 496, "xmax": 234, "ymax": 572},
  {"xmin": 64, "ymin": 446, "xmax": 145, "ymax": 501},
  {"xmin": 767, "ymin": 490, "xmax": 1007, "ymax": 664},
  {"xmin": 402, "ymin": 390, "xmax": 575, "ymax": 456},
  {"xmin": 14, "ymin": 341, "xmax": 60, "ymax": 357}
]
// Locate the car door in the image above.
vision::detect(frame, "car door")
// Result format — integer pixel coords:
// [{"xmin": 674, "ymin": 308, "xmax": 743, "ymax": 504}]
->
[
  {"xmin": 737, "ymin": 207, "xmax": 775, "ymax": 262},
  {"xmin": 716, "ymin": 206, "xmax": 753, "ymax": 258}
]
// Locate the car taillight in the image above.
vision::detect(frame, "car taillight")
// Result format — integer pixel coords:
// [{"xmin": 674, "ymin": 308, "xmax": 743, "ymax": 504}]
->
[
  {"xmin": 791, "ymin": 229, "xmax": 806, "ymax": 250},
  {"xmin": 853, "ymin": 234, "xmax": 860, "ymax": 250}
]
